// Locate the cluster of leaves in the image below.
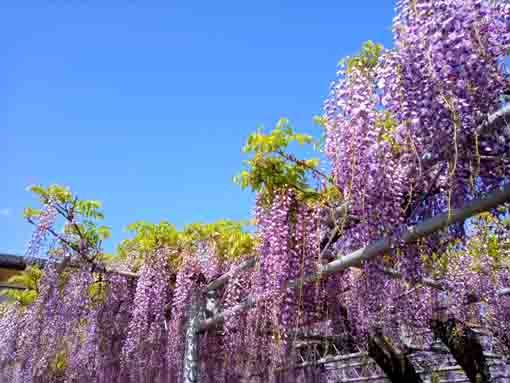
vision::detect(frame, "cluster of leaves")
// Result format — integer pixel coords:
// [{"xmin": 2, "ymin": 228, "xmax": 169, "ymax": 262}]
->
[
  {"xmin": 182, "ymin": 219, "xmax": 255, "ymax": 261},
  {"xmin": 118, "ymin": 219, "xmax": 255, "ymax": 271},
  {"xmin": 234, "ymin": 118, "xmax": 327, "ymax": 205},
  {"xmin": 119, "ymin": 221, "xmax": 181, "ymax": 255},
  {"xmin": 0, "ymin": 266, "xmax": 43, "ymax": 306},
  {"xmin": 466, "ymin": 207, "xmax": 510, "ymax": 272},
  {"xmin": 1, "ymin": 185, "xmax": 116, "ymax": 306},
  {"xmin": 50, "ymin": 351, "xmax": 68, "ymax": 375},
  {"xmin": 116, "ymin": 221, "xmax": 182, "ymax": 273},
  {"xmin": 375, "ymin": 112, "xmax": 402, "ymax": 154},
  {"xmin": 19, "ymin": 184, "xmax": 256, "ymax": 279},
  {"xmin": 424, "ymin": 206, "xmax": 510, "ymax": 279},
  {"xmin": 340, "ymin": 40, "xmax": 384, "ymax": 75},
  {"xmin": 88, "ymin": 274, "xmax": 108, "ymax": 304},
  {"xmin": 24, "ymin": 184, "xmax": 111, "ymax": 254}
]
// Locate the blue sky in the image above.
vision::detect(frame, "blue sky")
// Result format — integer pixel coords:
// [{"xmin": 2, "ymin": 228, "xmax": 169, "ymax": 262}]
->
[{"xmin": 2, "ymin": 2, "xmax": 395, "ymax": 255}]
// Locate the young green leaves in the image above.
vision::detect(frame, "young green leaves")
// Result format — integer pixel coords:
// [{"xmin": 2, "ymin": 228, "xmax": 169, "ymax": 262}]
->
[
  {"xmin": 26, "ymin": 184, "xmax": 73, "ymax": 205},
  {"xmin": 234, "ymin": 118, "xmax": 322, "ymax": 205},
  {"xmin": 24, "ymin": 184, "xmax": 105, "ymax": 221},
  {"xmin": 340, "ymin": 40, "xmax": 384, "ymax": 75},
  {"xmin": 118, "ymin": 219, "xmax": 255, "ymax": 269},
  {"xmin": 24, "ymin": 184, "xmax": 111, "ymax": 259},
  {"xmin": 182, "ymin": 219, "xmax": 255, "ymax": 261},
  {"xmin": 0, "ymin": 266, "xmax": 43, "ymax": 306}
]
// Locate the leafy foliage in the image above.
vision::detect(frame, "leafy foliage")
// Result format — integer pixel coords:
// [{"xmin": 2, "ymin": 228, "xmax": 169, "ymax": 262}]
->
[
  {"xmin": 24, "ymin": 184, "xmax": 111, "ymax": 256},
  {"xmin": 122, "ymin": 221, "xmax": 181, "ymax": 253},
  {"xmin": 118, "ymin": 218, "xmax": 255, "ymax": 270},
  {"xmin": 340, "ymin": 40, "xmax": 384, "ymax": 75},
  {"xmin": 182, "ymin": 219, "xmax": 255, "ymax": 260},
  {"xmin": 0, "ymin": 266, "xmax": 43, "ymax": 306},
  {"xmin": 234, "ymin": 118, "xmax": 326, "ymax": 205}
]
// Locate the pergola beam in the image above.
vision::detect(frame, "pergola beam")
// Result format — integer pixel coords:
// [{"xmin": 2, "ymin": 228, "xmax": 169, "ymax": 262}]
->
[
  {"xmin": 203, "ymin": 257, "xmax": 256, "ymax": 292},
  {"xmin": 317, "ymin": 186, "xmax": 510, "ymax": 280}
]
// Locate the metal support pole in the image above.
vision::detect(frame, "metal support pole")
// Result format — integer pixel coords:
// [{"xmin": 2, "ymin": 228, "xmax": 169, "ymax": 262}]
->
[{"xmin": 183, "ymin": 292, "xmax": 205, "ymax": 383}]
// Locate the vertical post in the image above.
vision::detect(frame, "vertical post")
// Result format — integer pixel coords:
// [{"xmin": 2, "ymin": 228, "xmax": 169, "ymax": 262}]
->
[
  {"xmin": 368, "ymin": 329, "xmax": 424, "ymax": 383},
  {"xmin": 183, "ymin": 292, "xmax": 205, "ymax": 383}
]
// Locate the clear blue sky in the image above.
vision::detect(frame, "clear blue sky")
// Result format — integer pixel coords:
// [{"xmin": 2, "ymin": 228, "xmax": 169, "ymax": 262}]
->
[{"xmin": 2, "ymin": 2, "xmax": 394, "ymax": 255}]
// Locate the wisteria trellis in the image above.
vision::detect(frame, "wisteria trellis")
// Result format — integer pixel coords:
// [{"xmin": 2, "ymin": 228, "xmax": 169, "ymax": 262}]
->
[{"xmin": 2, "ymin": 1, "xmax": 510, "ymax": 382}]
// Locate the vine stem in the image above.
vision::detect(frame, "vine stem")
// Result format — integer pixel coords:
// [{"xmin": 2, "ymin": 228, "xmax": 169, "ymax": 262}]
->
[
  {"xmin": 275, "ymin": 149, "xmax": 343, "ymax": 194},
  {"xmin": 26, "ymin": 217, "xmax": 136, "ymax": 278}
]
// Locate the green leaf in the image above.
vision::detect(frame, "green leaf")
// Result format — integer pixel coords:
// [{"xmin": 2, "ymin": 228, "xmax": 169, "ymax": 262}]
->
[
  {"xmin": 234, "ymin": 118, "xmax": 329, "ymax": 204},
  {"xmin": 97, "ymin": 226, "xmax": 112, "ymax": 240},
  {"xmin": 23, "ymin": 207, "xmax": 43, "ymax": 218},
  {"xmin": 47, "ymin": 184, "xmax": 72, "ymax": 203},
  {"xmin": 313, "ymin": 115, "xmax": 327, "ymax": 127},
  {"xmin": 27, "ymin": 184, "xmax": 48, "ymax": 197}
]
